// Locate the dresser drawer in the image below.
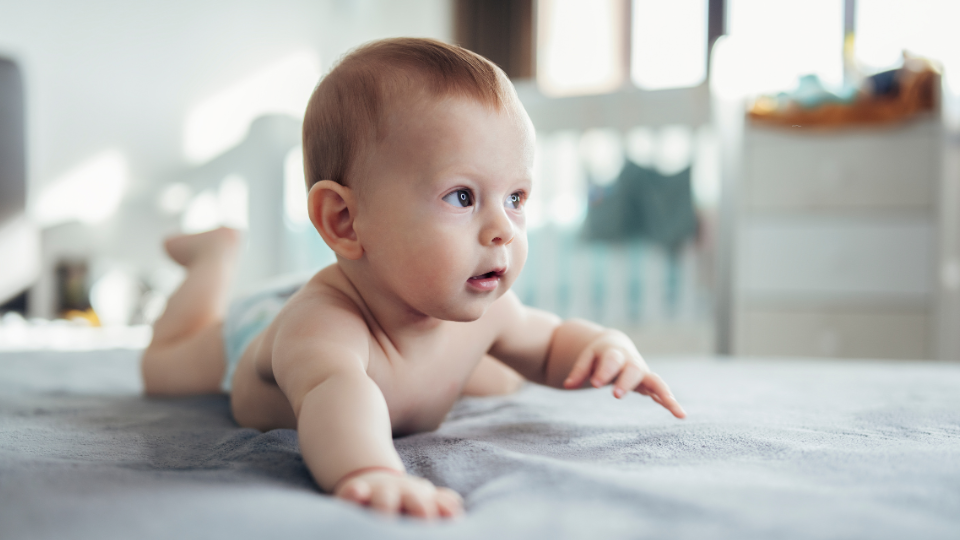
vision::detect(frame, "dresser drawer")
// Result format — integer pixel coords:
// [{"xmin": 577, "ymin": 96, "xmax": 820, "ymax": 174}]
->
[
  {"xmin": 735, "ymin": 306, "xmax": 930, "ymax": 359},
  {"xmin": 743, "ymin": 120, "xmax": 939, "ymax": 210},
  {"xmin": 736, "ymin": 215, "xmax": 934, "ymax": 300}
]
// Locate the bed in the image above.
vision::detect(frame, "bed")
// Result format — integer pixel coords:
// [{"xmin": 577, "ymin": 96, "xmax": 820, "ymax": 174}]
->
[{"xmin": 1, "ymin": 348, "xmax": 958, "ymax": 539}]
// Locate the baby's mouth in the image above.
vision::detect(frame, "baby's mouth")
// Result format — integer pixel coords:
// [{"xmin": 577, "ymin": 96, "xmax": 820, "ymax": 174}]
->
[
  {"xmin": 470, "ymin": 269, "xmax": 503, "ymax": 280},
  {"xmin": 467, "ymin": 268, "xmax": 505, "ymax": 291}
]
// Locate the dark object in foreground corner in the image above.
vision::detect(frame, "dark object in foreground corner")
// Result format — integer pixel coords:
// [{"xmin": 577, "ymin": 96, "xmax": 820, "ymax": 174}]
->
[
  {"xmin": 0, "ymin": 56, "xmax": 26, "ymax": 227},
  {"xmin": 0, "ymin": 290, "xmax": 27, "ymax": 315}
]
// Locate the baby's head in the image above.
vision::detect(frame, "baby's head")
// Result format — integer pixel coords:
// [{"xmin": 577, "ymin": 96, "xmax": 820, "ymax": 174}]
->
[{"xmin": 302, "ymin": 38, "xmax": 535, "ymax": 322}]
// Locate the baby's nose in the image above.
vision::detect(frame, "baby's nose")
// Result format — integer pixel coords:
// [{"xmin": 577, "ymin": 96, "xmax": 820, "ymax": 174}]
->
[{"xmin": 481, "ymin": 211, "xmax": 515, "ymax": 246}]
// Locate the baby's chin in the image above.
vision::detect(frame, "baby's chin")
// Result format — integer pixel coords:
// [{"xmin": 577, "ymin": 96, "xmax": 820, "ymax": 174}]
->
[
  {"xmin": 419, "ymin": 294, "xmax": 498, "ymax": 323},
  {"xmin": 428, "ymin": 303, "xmax": 488, "ymax": 323}
]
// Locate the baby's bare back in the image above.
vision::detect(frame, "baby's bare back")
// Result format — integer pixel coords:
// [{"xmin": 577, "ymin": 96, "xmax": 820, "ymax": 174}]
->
[{"xmin": 230, "ymin": 265, "xmax": 507, "ymax": 435}]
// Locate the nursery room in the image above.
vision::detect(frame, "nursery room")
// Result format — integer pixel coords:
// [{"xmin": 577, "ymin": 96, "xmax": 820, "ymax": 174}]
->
[{"xmin": 1, "ymin": 0, "xmax": 958, "ymax": 538}]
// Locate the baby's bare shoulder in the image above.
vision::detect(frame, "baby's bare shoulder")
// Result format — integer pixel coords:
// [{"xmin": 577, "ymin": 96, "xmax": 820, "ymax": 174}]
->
[
  {"xmin": 270, "ymin": 268, "xmax": 372, "ymax": 366},
  {"xmin": 267, "ymin": 268, "xmax": 374, "ymax": 404},
  {"xmin": 277, "ymin": 269, "xmax": 368, "ymax": 340}
]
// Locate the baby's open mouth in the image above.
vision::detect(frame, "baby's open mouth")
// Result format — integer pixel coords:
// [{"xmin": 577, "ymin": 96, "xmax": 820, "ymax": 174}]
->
[
  {"xmin": 467, "ymin": 268, "xmax": 505, "ymax": 291},
  {"xmin": 469, "ymin": 270, "xmax": 503, "ymax": 280}
]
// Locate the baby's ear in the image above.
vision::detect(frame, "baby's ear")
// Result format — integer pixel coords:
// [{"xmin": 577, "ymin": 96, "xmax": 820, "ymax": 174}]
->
[{"xmin": 307, "ymin": 180, "xmax": 363, "ymax": 260}]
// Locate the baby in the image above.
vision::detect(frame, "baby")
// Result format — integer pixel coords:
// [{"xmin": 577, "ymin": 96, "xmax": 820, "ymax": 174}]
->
[{"xmin": 141, "ymin": 38, "xmax": 685, "ymax": 520}]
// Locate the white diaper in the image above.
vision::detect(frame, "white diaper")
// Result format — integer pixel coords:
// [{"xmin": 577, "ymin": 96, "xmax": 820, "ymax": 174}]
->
[{"xmin": 220, "ymin": 278, "xmax": 305, "ymax": 392}]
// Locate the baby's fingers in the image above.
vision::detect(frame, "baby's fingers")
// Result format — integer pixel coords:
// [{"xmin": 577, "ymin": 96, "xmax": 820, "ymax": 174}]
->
[
  {"xmin": 370, "ymin": 484, "xmax": 402, "ymax": 516},
  {"xmin": 590, "ymin": 349, "xmax": 626, "ymax": 388},
  {"xmin": 611, "ymin": 362, "xmax": 645, "ymax": 398},
  {"xmin": 336, "ymin": 479, "xmax": 373, "ymax": 505},
  {"xmin": 401, "ymin": 489, "xmax": 437, "ymax": 520},
  {"xmin": 638, "ymin": 373, "xmax": 686, "ymax": 419},
  {"xmin": 563, "ymin": 347, "xmax": 598, "ymax": 389},
  {"xmin": 637, "ymin": 386, "xmax": 669, "ymax": 408},
  {"xmin": 436, "ymin": 487, "xmax": 464, "ymax": 518}
]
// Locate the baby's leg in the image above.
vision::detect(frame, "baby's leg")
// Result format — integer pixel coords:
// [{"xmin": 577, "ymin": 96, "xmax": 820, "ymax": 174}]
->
[
  {"xmin": 141, "ymin": 227, "xmax": 241, "ymax": 395},
  {"xmin": 461, "ymin": 355, "xmax": 525, "ymax": 396}
]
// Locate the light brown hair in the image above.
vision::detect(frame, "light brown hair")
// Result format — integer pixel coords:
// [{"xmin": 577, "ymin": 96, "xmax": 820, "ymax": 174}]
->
[{"xmin": 302, "ymin": 37, "xmax": 512, "ymax": 189}]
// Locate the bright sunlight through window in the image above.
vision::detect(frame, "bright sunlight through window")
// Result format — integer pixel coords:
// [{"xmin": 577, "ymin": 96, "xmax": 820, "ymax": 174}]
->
[
  {"xmin": 631, "ymin": 0, "xmax": 707, "ymax": 90},
  {"xmin": 724, "ymin": 0, "xmax": 843, "ymax": 96},
  {"xmin": 537, "ymin": 0, "xmax": 625, "ymax": 97},
  {"xmin": 856, "ymin": 0, "xmax": 960, "ymax": 90}
]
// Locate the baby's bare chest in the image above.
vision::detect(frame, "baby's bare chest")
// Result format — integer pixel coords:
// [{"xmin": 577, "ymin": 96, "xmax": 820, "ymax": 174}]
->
[{"xmin": 367, "ymin": 330, "xmax": 493, "ymax": 435}]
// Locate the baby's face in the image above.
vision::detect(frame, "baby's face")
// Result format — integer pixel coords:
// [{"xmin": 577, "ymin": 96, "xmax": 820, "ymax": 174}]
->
[{"xmin": 352, "ymin": 92, "xmax": 535, "ymax": 322}]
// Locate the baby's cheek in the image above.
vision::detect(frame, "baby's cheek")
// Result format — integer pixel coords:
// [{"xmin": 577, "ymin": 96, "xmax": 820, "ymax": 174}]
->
[
  {"xmin": 415, "ymin": 244, "xmax": 462, "ymax": 285},
  {"xmin": 507, "ymin": 238, "xmax": 529, "ymax": 281}
]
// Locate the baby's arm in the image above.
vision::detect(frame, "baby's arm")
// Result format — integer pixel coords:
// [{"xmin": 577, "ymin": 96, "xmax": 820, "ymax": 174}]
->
[
  {"xmin": 488, "ymin": 292, "xmax": 686, "ymax": 418},
  {"xmin": 271, "ymin": 299, "xmax": 462, "ymax": 518}
]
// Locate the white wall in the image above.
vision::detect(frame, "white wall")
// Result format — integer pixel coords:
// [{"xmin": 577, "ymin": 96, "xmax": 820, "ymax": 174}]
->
[
  {"xmin": 0, "ymin": 0, "xmax": 452, "ymax": 317},
  {"xmin": 0, "ymin": 0, "xmax": 451, "ymax": 197}
]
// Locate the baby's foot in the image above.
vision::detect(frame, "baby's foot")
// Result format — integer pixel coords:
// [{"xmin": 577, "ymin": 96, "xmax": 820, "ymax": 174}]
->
[{"xmin": 164, "ymin": 227, "xmax": 241, "ymax": 267}]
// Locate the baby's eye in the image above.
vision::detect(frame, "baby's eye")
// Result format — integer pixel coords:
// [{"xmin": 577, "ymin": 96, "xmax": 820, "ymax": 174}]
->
[
  {"xmin": 505, "ymin": 192, "xmax": 524, "ymax": 210},
  {"xmin": 443, "ymin": 189, "xmax": 474, "ymax": 207}
]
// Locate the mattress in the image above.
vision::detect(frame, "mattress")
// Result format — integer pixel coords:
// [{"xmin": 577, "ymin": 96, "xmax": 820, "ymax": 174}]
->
[{"xmin": 1, "ymin": 349, "xmax": 957, "ymax": 539}]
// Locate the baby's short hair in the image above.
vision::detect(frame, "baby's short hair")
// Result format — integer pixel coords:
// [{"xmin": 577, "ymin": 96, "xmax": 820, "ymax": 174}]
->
[{"xmin": 302, "ymin": 37, "xmax": 512, "ymax": 189}]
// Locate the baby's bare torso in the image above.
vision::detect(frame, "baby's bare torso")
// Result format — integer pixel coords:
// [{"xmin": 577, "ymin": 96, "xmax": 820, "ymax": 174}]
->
[{"xmin": 230, "ymin": 266, "xmax": 504, "ymax": 435}]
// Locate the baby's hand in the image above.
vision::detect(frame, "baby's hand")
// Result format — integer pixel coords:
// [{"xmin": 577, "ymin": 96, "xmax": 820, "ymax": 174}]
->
[
  {"xmin": 334, "ymin": 469, "xmax": 464, "ymax": 520},
  {"xmin": 562, "ymin": 331, "xmax": 686, "ymax": 419}
]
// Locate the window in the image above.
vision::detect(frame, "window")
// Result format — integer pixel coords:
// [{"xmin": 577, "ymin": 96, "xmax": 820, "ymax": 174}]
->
[
  {"xmin": 537, "ymin": 0, "xmax": 626, "ymax": 96},
  {"xmin": 725, "ymin": 0, "xmax": 844, "ymax": 96},
  {"xmin": 536, "ymin": 0, "xmax": 709, "ymax": 96},
  {"xmin": 631, "ymin": 0, "xmax": 707, "ymax": 90},
  {"xmin": 856, "ymin": 0, "xmax": 960, "ymax": 90}
]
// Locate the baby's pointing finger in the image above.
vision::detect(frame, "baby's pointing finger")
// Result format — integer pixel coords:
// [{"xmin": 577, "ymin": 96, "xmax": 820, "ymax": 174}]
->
[
  {"xmin": 590, "ymin": 349, "xmax": 626, "ymax": 388},
  {"xmin": 659, "ymin": 393, "xmax": 687, "ymax": 419},
  {"xmin": 639, "ymin": 373, "xmax": 686, "ymax": 419}
]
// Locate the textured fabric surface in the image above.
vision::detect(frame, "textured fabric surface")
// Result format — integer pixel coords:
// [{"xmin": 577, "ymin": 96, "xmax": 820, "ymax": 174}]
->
[{"xmin": 1, "ymin": 349, "xmax": 958, "ymax": 539}]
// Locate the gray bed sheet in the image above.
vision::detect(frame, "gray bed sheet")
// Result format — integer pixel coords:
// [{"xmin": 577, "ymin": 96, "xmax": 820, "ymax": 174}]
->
[{"xmin": 1, "ymin": 349, "xmax": 958, "ymax": 539}]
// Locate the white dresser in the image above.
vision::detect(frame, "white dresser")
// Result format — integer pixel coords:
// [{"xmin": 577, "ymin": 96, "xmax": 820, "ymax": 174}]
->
[{"xmin": 732, "ymin": 118, "xmax": 941, "ymax": 359}]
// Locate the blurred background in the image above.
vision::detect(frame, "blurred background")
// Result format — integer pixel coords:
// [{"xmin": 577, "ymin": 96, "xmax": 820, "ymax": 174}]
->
[{"xmin": 1, "ymin": 0, "xmax": 959, "ymax": 360}]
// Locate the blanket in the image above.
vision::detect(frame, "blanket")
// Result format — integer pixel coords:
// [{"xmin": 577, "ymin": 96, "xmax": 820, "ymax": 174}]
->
[{"xmin": 1, "ymin": 349, "xmax": 958, "ymax": 539}]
